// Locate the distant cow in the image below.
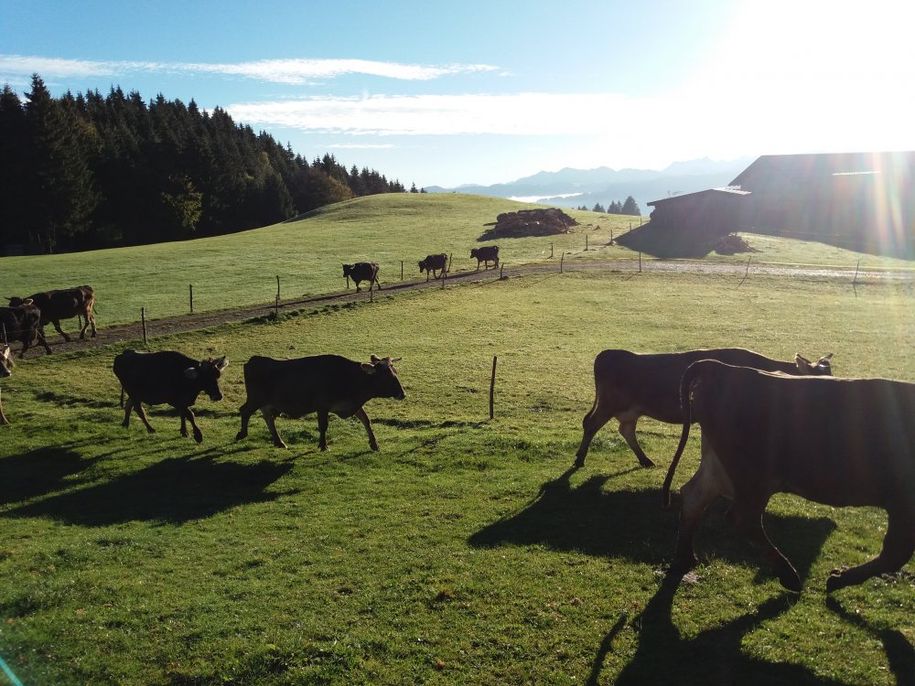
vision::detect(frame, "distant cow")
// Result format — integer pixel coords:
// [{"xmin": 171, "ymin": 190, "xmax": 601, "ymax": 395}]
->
[
  {"xmin": 113, "ymin": 349, "xmax": 229, "ymax": 443},
  {"xmin": 663, "ymin": 360, "xmax": 915, "ymax": 592},
  {"xmin": 9, "ymin": 285, "xmax": 97, "ymax": 342},
  {"xmin": 0, "ymin": 300, "xmax": 51, "ymax": 358},
  {"xmin": 470, "ymin": 245, "xmax": 499, "ymax": 271},
  {"xmin": 236, "ymin": 353, "xmax": 406, "ymax": 451},
  {"xmin": 419, "ymin": 253, "xmax": 448, "ymax": 280},
  {"xmin": 575, "ymin": 348, "xmax": 833, "ymax": 468},
  {"xmin": 343, "ymin": 263, "xmax": 380, "ymax": 292},
  {"xmin": 0, "ymin": 344, "xmax": 12, "ymax": 424}
]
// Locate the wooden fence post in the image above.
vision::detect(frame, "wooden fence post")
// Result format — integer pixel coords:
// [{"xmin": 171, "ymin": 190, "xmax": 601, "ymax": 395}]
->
[
  {"xmin": 585, "ymin": 234, "xmax": 589, "ymax": 251},
  {"xmin": 853, "ymin": 259, "xmax": 861, "ymax": 286},
  {"xmin": 189, "ymin": 284, "xmax": 193, "ymax": 314},
  {"xmin": 276, "ymin": 275, "xmax": 280, "ymax": 302},
  {"xmin": 141, "ymin": 307, "xmax": 148, "ymax": 345},
  {"xmin": 1, "ymin": 322, "xmax": 7, "ymax": 346},
  {"xmin": 448, "ymin": 253, "xmax": 453, "ymax": 272},
  {"xmin": 441, "ymin": 266, "xmax": 447, "ymax": 289},
  {"xmin": 489, "ymin": 355, "xmax": 497, "ymax": 420},
  {"xmin": 499, "ymin": 264, "xmax": 505, "ymax": 279},
  {"xmin": 738, "ymin": 257, "xmax": 752, "ymax": 287},
  {"xmin": 638, "ymin": 252, "xmax": 642, "ymax": 273},
  {"xmin": 401, "ymin": 260, "xmax": 404, "ymax": 281},
  {"xmin": 550, "ymin": 242, "xmax": 554, "ymax": 258},
  {"xmin": 610, "ymin": 228, "xmax": 614, "ymax": 245},
  {"xmin": 560, "ymin": 252, "xmax": 565, "ymax": 273}
]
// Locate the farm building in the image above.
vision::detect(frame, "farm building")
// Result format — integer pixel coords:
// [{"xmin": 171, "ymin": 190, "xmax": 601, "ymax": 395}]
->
[{"xmin": 643, "ymin": 151, "xmax": 915, "ymax": 256}]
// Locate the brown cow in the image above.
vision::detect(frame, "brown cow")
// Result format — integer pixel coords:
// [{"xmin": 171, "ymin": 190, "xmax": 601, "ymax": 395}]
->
[
  {"xmin": 343, "ymin": 263, "xmax": 380, "ymax": 292},
  {"xmin": 236, "ymin": 354, "xmax": 405, "ymax": 451},
  {"xmin": 0, "ymin": 300, "xmax": 51, "ymax": 357},
  {"xmin": 575, "ymin": 348, "xmax": 833, "ymax": 468},
  {"xmin": 419, "ymin": 253, "xmax": 447, "ymax": 280},
  {"xmin": 114, "ymin": 349, "xmax": 229, "ymax": 443},
  {"xmin": 8, "ymin": 285, "xmax": 97, "ymax": 341},
  {"xmin": 0, "ymin": 344, "xmax": 12, "ymax": 424},
  {"xmin": 663, "ymin": 359, "xmax": 915, "ymax": 592},
  {"xmin": 470, "ymin": 245, "xmax": 499, "ymax": 270}
]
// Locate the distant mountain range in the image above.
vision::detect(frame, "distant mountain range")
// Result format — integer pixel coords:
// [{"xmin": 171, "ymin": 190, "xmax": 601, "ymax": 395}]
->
[{"xmin": 426, "ymin": 157, "xmax": 754, "ymax": 214}]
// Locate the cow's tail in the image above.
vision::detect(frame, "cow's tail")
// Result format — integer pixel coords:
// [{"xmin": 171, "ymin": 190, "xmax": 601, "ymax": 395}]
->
[
  {"xmin": 662, "ymin": 361, "xmax": 701, "ymax": 509},
  {"xmin": 119, "ymin": 385, "xmax": 124, "ymax": 408}
]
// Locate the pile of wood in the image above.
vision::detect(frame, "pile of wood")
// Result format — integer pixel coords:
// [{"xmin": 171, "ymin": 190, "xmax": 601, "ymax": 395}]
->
[
  {"xmin": 713, "ymin": 233, "xmax": 757, "ymax": 255},
  {"xmin": 480, "ymin": 208, "xmax": 578, "ymax": 240}
]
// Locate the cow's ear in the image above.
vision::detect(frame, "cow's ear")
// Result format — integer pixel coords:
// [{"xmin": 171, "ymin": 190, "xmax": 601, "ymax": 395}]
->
[
  {"xmin": 184, "ymin": 366, "xmax": 199, "ymax": 380},
  {"xmin": 361, "ymin": 363, "xmax": 377, "ymax": 374},
  {"xmin": 821, "ymin": 353, "xmax": 834, "ymax": 361},
  {"xmin": 794, "ymin": 354, "xmax": 812, "ymax": 372},
  {"xmin": 370, "ymin": 354, "xmax": 381, "ymax": 363},
  {"xmin": 215, "ymin": 356, "xmax": 229, "ymax": 370}
]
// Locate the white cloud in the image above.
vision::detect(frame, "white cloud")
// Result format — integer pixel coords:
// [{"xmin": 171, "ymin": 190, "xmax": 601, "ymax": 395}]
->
[
  {"xmin": 327, "ymin": 143, "xmax": 396, "ymax": 149},
  {"xmin": 0, "ymin": 54, "xmax": 497, "ymax": 84}
]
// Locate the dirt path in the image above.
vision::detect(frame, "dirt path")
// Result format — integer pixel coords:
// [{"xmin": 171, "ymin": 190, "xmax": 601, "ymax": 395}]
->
[{"xmin": 20, "ymin": 257, "xmax": 913, "ymax": 357}]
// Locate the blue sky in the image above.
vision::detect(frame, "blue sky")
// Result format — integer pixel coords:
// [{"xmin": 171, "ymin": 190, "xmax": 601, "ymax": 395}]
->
[{"xmin": 2, "ymin": 0, "xmax": 914, "ymax": 187}]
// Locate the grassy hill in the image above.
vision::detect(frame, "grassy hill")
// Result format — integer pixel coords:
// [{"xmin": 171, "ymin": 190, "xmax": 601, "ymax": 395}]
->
[
  {"xmin": 2, "ymin": 193, "xmax": 911, "ymax": 328},
  {"xmin": 0, "ymin": 263, "xmax": 913, "ymax": 684}
]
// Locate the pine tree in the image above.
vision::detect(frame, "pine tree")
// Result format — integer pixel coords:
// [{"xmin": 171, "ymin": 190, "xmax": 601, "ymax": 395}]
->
[
  {"xmin": 0, "ymin": 85, "xmax": 29, "ymax": 249},
  {"xmin": 592, "ymin": 202, "xmax": 605, "ymax": 213},
  {"xmin": 622, "ymin": 195, "xmax": 641, "ymax": 216}
]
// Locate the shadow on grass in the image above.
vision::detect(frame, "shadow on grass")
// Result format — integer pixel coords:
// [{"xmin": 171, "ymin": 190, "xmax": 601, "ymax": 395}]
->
[
  {"xmin": 0, "ymin": 445, "xmax": 102, "ymax": 506},
  {"xmin": 2, "ymin": 450, "xmax": 294, "ymax": 526},
  {"xmin": 469, "ymin": 468, "xmax": 836, "ymax": 581},
  {"xmin": 591, "ymin": 578, "xmax": 853, "ymax": 685},
  {"xmin": 826, "ymin": 597, "xmax": 915, "ymax": 686}
]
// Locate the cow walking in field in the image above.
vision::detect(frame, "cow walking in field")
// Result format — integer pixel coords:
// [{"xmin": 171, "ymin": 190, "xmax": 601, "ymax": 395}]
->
[
  {"xmin": 343, "ymin": 262, "xmax": 380, "ymax": 292},
  {"xmin": 575, "ymin": 348, "xmax": 833, "ymax": 468},
  {"xmin": 236, "ymin": 353, "xmax": 405, "ymax": 451},
  {"xmin": 9, "ymin": 285, "xmax": 97, "ymax": 342},
  {"xmin": 0, "ymin": 300, "xmax": 51, "ymax": 357},
  {"xmin": 419, "ymin": 253, "xmax": 448, "ymax": 280},
  {"xmin": 663, "ymin": 359, "xmax": 915, "ymax": 592},
  {"xmin": 0, "ymin": 344, "xmax": 13, "ymax": 424},
  {"xmin": 113, "ymin": 349, "xmax": 229, "ymax": 443},
  {"xmin": 470, "ymin": 245, "xmax": 499, "ymax": 271}
]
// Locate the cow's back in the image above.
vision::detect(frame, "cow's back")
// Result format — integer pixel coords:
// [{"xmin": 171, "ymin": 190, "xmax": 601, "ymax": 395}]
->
[
  {"xmin": 243, "ymin": 354, "xmax": 363, "ymax": 417},
  {"xmin": 114, "ymin": 350, "xmax": 196, "ymax": 404},
  {"xmin": 695, "ymin": 366, "xmax": 915, "ymax": 509}
]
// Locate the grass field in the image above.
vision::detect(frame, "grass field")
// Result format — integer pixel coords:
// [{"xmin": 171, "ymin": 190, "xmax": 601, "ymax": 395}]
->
[
  {"xmin": 0, "ymin": 263, "xmax": 913, "ymax": 684},
  {"xmin": 2, "ymin": 193, "xmax": 913, "ymax": 328}
]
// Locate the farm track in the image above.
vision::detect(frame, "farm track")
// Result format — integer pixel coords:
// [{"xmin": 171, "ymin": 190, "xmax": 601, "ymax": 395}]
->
[{"xmin": 25, "ymin": 257, "xmax": 914, "ymax": 358}]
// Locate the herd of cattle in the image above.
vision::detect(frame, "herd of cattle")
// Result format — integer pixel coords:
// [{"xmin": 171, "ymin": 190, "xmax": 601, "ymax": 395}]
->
[
  {"xmin": 1, "ymin": 278, "xmax": 913, "ymax": 596},
  {"xmin": 343, "ymin": 246, "xmax": 501, "ymax": 292}
]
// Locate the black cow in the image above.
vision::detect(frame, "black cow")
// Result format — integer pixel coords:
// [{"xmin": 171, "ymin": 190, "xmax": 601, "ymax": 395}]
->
[
  {"xmin": 663, "ymin": 360, "xmax": 915, "ymax": 593},
  {"xmin": 9, "ymin": 285, "xmax": 97, "ymax": 341},
  {"xmin": 575, "ymin": 348, "xmax": 833, "ymax": 468},
  {"xmin": 343, "ymin": 262, "xmax": 380, "ymax": 292},
  {"xmin": 470, "ymin": 245, "xmax": 499, "ymax": 270},
  {"xmin": 0, "ymin": 344, "xmax": 12, "ymax": 424},
  {"xmin": 236, "ymin": 354, "xmax": 406, "ymax": 450},
  {"xmin": 0, "ymin": 300, "xmax": 51, "ymax": 357},
  {"xmin": 419, "ymin": 253, "xmax": 448, "ymax": 280},
  {"xmin": 113, "ymin": 349, "xmax": 229, "ymax": 443}
]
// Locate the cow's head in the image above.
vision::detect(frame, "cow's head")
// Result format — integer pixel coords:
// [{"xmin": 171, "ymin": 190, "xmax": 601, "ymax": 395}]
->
[
  {"xmin": 361, "ymin": 354, "xmax": 406, "ymax": 400},
  {"xmin": 795, "ymin": 353, "xmax": 833, "ymax": 376},
  {"xmin": 7, "ymin": 297, "xmax": 33, "ymax": 310},
  {"xmin": 342, "ymin": 264, "xmax": 354, "ymax": 278},
  {"xmin": 184, "ymin": 356, "xmax": 229, "ymax": 401},
  {"xmin": 470, "ymin": 248, "xmax": 479, "ymax": 259},
  {"xmin": 418, "ymin": 259, "xmax": 426, "ymax": 272},
  {"xmin": 0, "ymin": 345, "xmax": 12, "ymax": 378}
]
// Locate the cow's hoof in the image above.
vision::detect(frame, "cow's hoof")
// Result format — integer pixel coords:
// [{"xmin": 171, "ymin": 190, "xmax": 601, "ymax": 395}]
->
[
  {"xmin": 180, "ymin": 429, "xmax": 188, "ymax": 438},
  {"xmin": 193, "ymin": 431, "xmax": 203, "ymax": 444},
  {"xmin": 573, "ymin": 455, "xmax": 585, "ymax": 468},
  {"xmin": 826, "ymin": 570, "xmax": 850, "ymax": 593},
  {"xmin": 235, "ymin": 431, "xmax": 247, "ymax": 441},
  {"xmin": 370, "ymin": 442, "xmax": 379, "ymax": 452},
  {"xmin": 319, "ymin": 444, "xmax": 328, "ymax": 451},
  {"xmin": 146, "ymin": 427, "xmax": 156, "ymax": 434},
  {"xmin": 274, "ymin": 441, "xmax": 288, "ymax": 449},
  {"xmin": 638, "ymin": 457, "xmax": 656, "ymax": 468}
]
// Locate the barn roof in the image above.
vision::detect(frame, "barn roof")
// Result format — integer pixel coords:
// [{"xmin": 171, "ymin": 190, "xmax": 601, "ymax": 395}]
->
[
  {"xmin": 729, "ymin": 151, "xmax": 915, "ymax": 189},
  {"xmin": 647, "ymin": 186, "xmax": 750, "ymax": 208}
]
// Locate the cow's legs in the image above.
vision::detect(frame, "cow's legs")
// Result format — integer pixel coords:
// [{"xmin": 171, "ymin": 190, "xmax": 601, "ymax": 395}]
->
[
  {"xmin": 51, "ymin": 319, "xmax": 71, "ymax": 342},
  {"xmin": 730, "ymin": 500, "xmax": 802, "ymax": 592},
  {"xmin": 236, "ymin": 400, "xmax": 256, "ymax": 440},
  {"xmin": 132, "ymin": 402, "xmax": 156, "ymax": 434},
  {"xmin": 317, "ymin": 409, "xmax": 330, "ymax": 450},
  {"xmin": 261, "ymin": 407, "xmax": 287, "ymax": 448},
  {"xmin": 122, "ymin": 397, "xmax": 133, "ymax": 427},
  {"xmin": 672, "ymin": 437, "xmax": 733, "ymax": 573},
  {"xmin": 182, "ymin": 407, "xmax": 203, "ymax": 443},
  {"xmin": 618, "ymin": 418, "xmax": 655, "ymax": 468},
  {"xmin": 827, "ymin": 508, "xmax": 915, "ymax": 592},
  {"xmin": 574, "ymin": 397, "xmax": 614, "ymax": 467},
  {"xmin": 355, "ymin": 407, "xmax": 379, "ymax": 451},
  {"xmin": 78, "ymin": 313, "xmax": 90, "ymax": 339}
]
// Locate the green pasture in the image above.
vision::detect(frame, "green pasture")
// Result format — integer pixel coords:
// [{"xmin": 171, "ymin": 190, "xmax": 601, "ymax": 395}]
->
[
  {"xmin": 2, "ymin": 193, "xmax": 912, "ymax": 328},
  {"xmin": 0, "ymin": 267, "xmax": 912, "ymax": 685}
]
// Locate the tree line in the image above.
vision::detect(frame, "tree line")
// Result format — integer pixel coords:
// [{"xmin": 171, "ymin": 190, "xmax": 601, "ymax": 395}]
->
[
  {"xmin": 0, "ymin": 75, "xmax": 406, "ymax": 254},
  {"xmin": 578, "ymin": 196, "xmax": 641, "ymax": 215}
]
